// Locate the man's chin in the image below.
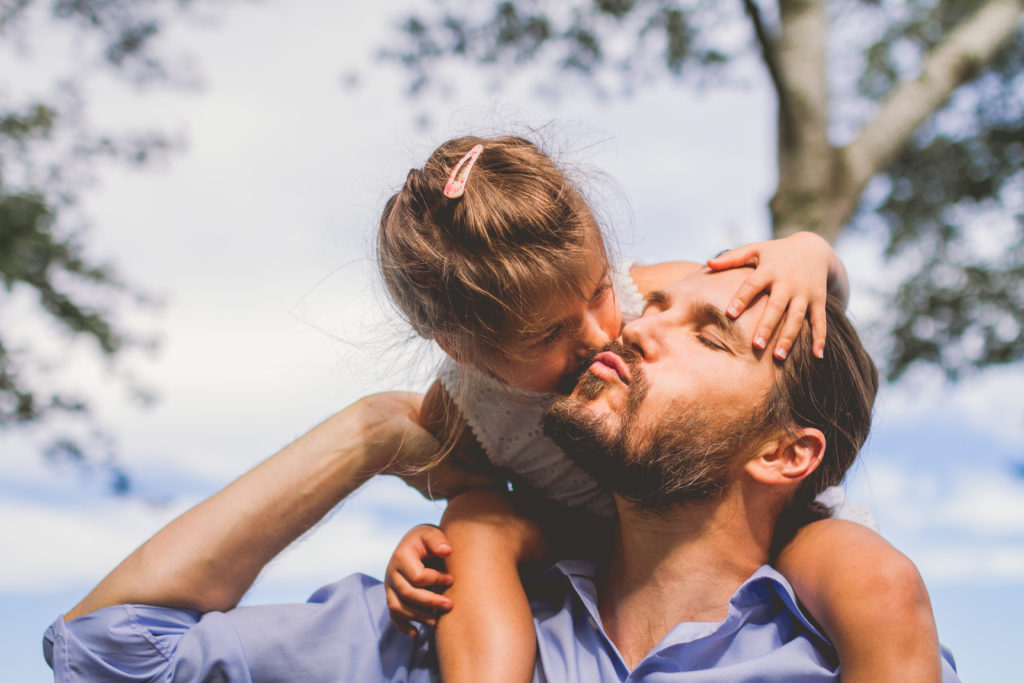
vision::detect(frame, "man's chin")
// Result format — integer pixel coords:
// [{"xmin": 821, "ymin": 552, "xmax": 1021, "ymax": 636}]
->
[{"xmin": 543, "ymin": 395, "xmax": 622, "ymax": 482}]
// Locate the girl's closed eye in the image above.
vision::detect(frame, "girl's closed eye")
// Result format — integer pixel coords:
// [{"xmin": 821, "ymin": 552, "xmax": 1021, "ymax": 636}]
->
[
  {"xmin": 590, "ymin": 278, "xmax": 611, "ymax": 303},
  {"xmin": 539, "ymin": 325, "xmax": 565, "ymax": 347}
]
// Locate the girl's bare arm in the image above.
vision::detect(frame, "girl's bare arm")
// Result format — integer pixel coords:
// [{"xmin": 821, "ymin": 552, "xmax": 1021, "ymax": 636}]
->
[{"xmin": 776, "ymin": 519, "xmax": 942, "ymax": 682}]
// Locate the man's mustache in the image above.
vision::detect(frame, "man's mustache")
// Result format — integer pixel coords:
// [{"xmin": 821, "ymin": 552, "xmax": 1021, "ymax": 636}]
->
[{"xmin": 556, "ymin": 340, "xmax": 642, "ymax": 396}]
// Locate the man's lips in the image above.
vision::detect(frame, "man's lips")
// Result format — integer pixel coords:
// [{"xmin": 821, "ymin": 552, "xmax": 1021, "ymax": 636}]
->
[{"xmin": 589, "ymin": 351, "xmax": 632, "ymax": 385}]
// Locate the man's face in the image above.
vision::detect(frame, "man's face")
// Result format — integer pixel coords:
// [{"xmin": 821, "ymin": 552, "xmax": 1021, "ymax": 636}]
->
[{"xmin": 543, "ymin": 268, "xmax": 780, "ymax": 508}]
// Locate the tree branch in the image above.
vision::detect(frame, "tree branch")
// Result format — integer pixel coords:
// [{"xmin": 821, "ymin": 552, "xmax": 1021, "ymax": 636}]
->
[
  {"xmin": 843, "ymin": 0, "xmax": 1024, "ymax": 194},
  {"xmin": 742, "ymin": 0, "xmax": 794, "ymax": 145}
]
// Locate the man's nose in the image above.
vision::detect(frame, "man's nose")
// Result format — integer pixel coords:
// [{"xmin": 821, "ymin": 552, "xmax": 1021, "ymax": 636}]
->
[
  {"xmin": 622, "ymin": 315, "xmax": 658, "ymax": 360},
  {"xmin": 576, "ymin": 310, "xmax": 614, "ymax": 357}
]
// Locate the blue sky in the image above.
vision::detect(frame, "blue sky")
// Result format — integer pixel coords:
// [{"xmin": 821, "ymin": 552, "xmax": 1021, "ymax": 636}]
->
[{"xmin": 2, "ymin": 2, "xmax": 1022, "ymax": 681}]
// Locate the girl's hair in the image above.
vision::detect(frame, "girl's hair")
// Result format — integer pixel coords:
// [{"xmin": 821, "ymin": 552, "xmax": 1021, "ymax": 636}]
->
[{"xmin": 377, "ymin": 135, "xmax": 606, "ymax": 361}]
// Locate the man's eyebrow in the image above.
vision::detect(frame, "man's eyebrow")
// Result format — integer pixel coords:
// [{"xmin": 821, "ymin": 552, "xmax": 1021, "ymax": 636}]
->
[
  {"xmin": 645, "ymin": 290, "xmax": 746, "ymax": 348},
  {"xmin": 690, "ymin": 300, "xmax": 746, "ymax": 350},
  {"xmin": 644, "ymin": 290, "xmax": 668, "ymax": 306}
]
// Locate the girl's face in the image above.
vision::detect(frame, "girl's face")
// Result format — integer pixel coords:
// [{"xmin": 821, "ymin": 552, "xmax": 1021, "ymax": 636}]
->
[{"xmin": 479, "ymin": 249, "xmax": 622, "ymax": 394}]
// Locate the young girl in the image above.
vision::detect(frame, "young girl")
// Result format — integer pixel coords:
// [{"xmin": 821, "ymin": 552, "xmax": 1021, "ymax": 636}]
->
[{"xmin": 376, "ymin": 135, "xmax": 940, "ymax": 681}]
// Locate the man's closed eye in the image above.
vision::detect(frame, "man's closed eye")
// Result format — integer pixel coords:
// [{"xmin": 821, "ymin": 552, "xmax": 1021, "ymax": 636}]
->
[{"xmin": 697, "ymin": 335, "xmax": 728, "ymax": 352}]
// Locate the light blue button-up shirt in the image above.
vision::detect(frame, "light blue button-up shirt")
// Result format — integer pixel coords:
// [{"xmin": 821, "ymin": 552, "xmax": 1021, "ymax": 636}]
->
[{"xmin": 44, "ymin": 560, "xmax": 960, "ymax": 681}]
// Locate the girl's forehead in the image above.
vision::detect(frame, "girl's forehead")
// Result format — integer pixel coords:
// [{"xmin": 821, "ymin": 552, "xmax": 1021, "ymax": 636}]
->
[{"xmin": 518, "ymin": 259, "xmax": 611, "ymax": 332}]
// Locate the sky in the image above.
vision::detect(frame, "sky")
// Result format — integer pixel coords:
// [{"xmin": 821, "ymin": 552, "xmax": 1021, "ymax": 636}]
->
[{"xmin": 2, "ymin": 1, "xmax": 1023, "ymax": 681}]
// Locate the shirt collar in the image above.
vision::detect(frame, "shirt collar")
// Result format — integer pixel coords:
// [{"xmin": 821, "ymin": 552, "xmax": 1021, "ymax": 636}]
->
[{"xmin": 540, "ymin": 558, "xmax": 832, "ymax": 647}]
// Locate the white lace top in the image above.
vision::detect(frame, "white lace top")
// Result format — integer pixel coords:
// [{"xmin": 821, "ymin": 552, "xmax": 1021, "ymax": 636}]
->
[{"xmin": 438, "ymin": 261, "xmax": 877, "ymax": 529}]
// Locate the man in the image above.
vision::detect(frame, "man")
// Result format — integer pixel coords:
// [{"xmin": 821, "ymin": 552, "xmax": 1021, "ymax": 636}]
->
[{"xmin": 44, "ymin": 268, "xmax": 959, "ymax": 681}]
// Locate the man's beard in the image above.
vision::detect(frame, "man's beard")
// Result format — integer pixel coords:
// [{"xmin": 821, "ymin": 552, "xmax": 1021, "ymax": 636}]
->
[{"xmin": 544, "ymin": 342, "xmax": 771, "ymax": 511}]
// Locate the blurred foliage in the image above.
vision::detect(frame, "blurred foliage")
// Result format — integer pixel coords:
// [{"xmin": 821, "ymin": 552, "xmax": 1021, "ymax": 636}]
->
[
  {"xmin": 0, "ymin": 0, "xmax": 235, "ymax": 493},
  {"xmin": 381, "ymin": 0, "xmax": 733, "ymax": 99},
  {"xmin": 871, "ymin": 11, "xmax": 1024, "ymax": 381},
  {"xmin": 381, "ymin": 0, "xmax": 1024, "ymax": 383}
]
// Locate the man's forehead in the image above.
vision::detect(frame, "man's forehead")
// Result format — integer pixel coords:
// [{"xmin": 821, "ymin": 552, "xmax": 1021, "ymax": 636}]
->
[
  {"xmin": 669, "ymin": 267, "xmax": 757, "ymax": 311},
  {"xmin": 665, "ymin": 268, "xmax": 767, "ymax": 345}
]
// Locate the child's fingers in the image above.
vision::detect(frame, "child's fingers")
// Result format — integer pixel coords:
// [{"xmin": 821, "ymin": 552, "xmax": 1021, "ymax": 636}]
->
[
  {"xmin": 725, "ymin": 270, "xmax": 771, "ymax": 320},
  {"xmin": 404, "ymin": 565, "xmax": 454, "ymax": 590},
  {"xmin": 386, "ymin": 588, "xmax": 434, "ymax": 636},
  {"xmin": 391, "ymin": 538, "xmax": 453, "ymax": 588},
  {"xmin": 707, "ymin": 244, "xmax": 760, "ymax": 270},
  {"xmin": 417, "ymin": 524, "xmax": 453, "ymax": 559},
  {"xmin": 390, "ymin": 597, "xmax": 441, "ymax": 629},
  {"xmin": 750, "ymin": 285, "xmax": 791, "ymax": 350},
  {"xmin": 393, "ymin": 546, "xmax": 453, "ymax": 589},
  {"xmin": 390, "ymin": 617, "xmax": 417, "ymax": 637},
  {"xmin": 389, "ymin": 570, "xmax": 454, "ymax": 613},
  {"xmin": 809, "ymin": 302, "xmax": 827, "ymax": 358},
  {"xmin": 387, "ymin": 607, "xmax": 418, "ymax": 637},
  {"xmin": 771, "ymin": 298, "xmax": 808, "ymax": 360}
]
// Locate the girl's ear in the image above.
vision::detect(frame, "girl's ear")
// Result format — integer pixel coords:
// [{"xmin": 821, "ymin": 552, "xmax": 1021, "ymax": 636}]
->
[
  {"xmin": 745, "ymin": 428, "xmax": 825, "ymax": 487},
  {"xmin": 435, "ymin": 331, "xmax": 471, "ymax": 364}
]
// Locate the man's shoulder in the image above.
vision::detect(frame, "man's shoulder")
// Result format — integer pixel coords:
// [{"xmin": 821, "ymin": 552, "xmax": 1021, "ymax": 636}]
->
[{"xmin": 305, "ymin": 572, "xmax": 385, "ymax": 604}]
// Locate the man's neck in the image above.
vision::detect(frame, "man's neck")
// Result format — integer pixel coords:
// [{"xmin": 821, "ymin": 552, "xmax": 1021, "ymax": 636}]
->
[{"xmin": 598, "ymin": 489, "xmax": 772, "ymax": 669}]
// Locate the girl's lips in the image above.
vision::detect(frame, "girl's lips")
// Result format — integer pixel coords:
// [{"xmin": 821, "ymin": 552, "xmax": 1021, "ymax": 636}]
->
[{"xmin": 590, "ymin": 351, "xmax": 631, "ymax": 385}]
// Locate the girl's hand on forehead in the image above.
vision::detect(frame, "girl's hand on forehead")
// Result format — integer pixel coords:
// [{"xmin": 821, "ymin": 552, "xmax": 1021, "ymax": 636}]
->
[{"xmin": 706, "ymin": 232, "xmax": 842, "ymax": 360}]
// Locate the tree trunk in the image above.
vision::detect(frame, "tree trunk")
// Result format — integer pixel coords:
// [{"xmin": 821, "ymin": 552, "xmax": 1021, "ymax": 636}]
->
[
  {"xmin": 768, "ymin": 0, "xmax": 1024, "ymax": 242},
  {"xmin": 769, "ymin": 0, "xmax": 837, "ymax": 239}
]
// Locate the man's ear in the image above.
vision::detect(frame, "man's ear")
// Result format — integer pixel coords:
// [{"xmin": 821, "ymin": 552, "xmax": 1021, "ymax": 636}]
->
[
  {"xmin": 745, "ymin": 428, "xmax": 825, "ymax": 486},
  {"xmin": 435, "ymin": 331, "xmax": 472, "ymax": 364}
]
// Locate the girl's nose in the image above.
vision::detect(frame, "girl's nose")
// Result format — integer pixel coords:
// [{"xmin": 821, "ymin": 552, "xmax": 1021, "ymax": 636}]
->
[{"xmin": 576, "ymin": 311, "xmax": 615, "ymax": 357}]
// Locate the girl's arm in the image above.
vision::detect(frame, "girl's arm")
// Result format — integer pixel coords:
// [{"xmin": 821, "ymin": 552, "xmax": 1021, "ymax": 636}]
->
[
  {"xmin": 629, "ymin": 260, "xmax": 703, "ymax": 296},
  {"xmin": 385, "ymin": 382, "xmax": 545, "ymax": 682},
  {"xmin": 383, "ymin": 492, "xmax": 545, "ymax": 682},
  {"xmin": 435, "ymin": 490, "xmax": 547, "ymax": 683},
  {"xmin": 776, "ymin": 518, "xmax": 942, "ymax": 682},
  {"xmin": 384, "ymin": 490, "xmax": 607, "ymax": 682}
]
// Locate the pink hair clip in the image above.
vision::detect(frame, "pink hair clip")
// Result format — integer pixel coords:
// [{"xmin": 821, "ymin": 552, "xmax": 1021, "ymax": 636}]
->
[{"xmin": 443, "ymin": 144, "xmax": 483, "ymax": 199}]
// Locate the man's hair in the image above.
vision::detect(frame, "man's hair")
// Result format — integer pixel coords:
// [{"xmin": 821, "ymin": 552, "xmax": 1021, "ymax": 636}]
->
[{"xmin": 764, "ymin": 295, "xmax": 879, "ymax": 551}]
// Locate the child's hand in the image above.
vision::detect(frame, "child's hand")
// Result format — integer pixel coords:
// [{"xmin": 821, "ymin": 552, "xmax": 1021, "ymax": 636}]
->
[
  {"xmin": 384, "ymin": 524, "xmax": 455, "ymax": 636},
  {"xmin": 707, "ymin": 231, "xmax": 846, "ymax": 360}
]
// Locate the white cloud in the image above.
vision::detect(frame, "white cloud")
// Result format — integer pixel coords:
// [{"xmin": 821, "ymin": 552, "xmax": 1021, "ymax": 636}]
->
[
  {"xmin": 0, "ymin": 476, "xmax": 442, "ymax": 596},
  {"xmin": 0, "ymin": 497, "xmax": 188, "ymax": 593},
  {"xmin": 844, "ymin": 459, "xmax": 1024, "ymax": 584},
  {"xmin": 944, "ymin": 368, "xmax": 1024, "ymax": 443},
  {"xmin": 874, "ymin": 369, "xmax": 1024, "ymax": 446},
  {"xmin": 850, "ymin": 459, "xmax": 1024, "ymax": 535},
  {"xmin": 938, "ymin": 472, "xmax": 1024, "ymax": 535},
  {"xmin": 913, "ymin": 544, "xmax": 1024, "ymax": 585}
]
